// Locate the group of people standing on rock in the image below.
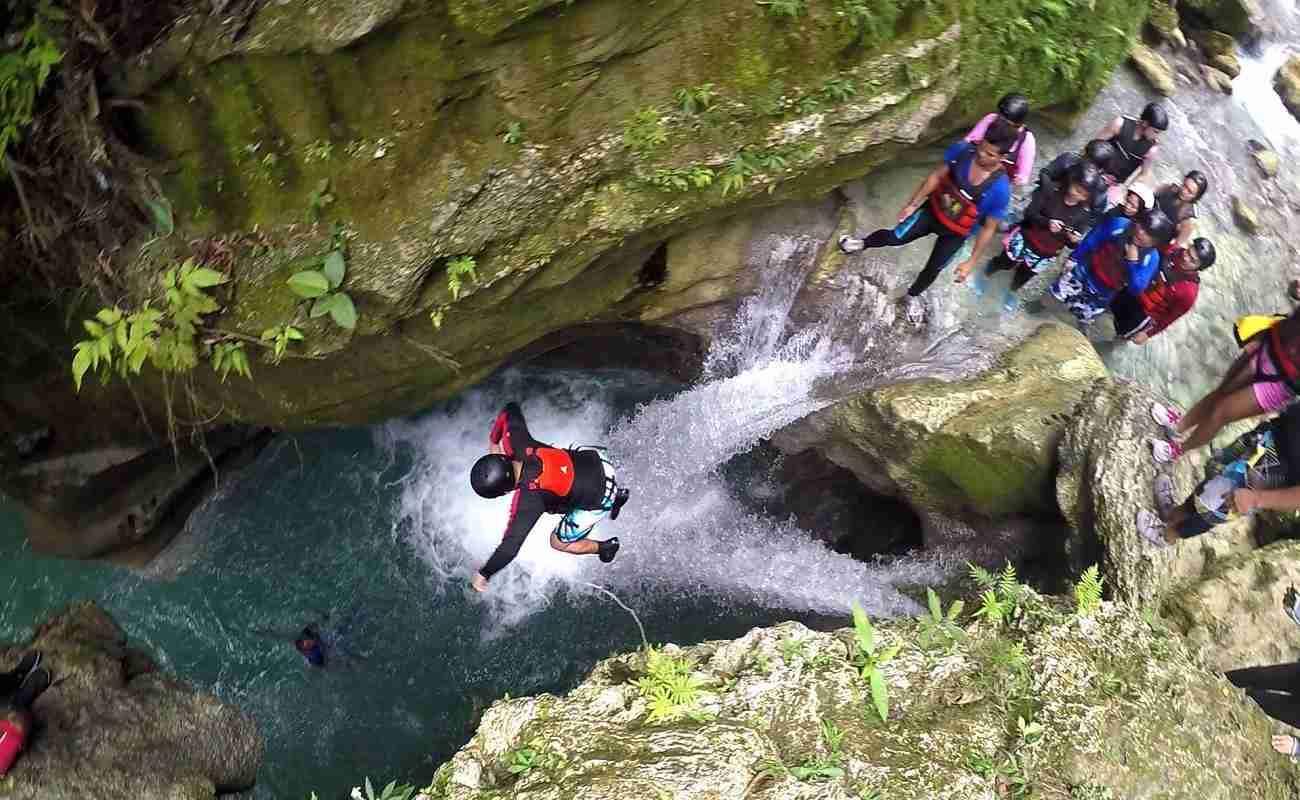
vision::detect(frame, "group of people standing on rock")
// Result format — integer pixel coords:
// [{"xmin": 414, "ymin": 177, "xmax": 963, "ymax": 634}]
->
[{"xmin": 838, "ymin": 94, "xmax": 1216, "ymax": 341}]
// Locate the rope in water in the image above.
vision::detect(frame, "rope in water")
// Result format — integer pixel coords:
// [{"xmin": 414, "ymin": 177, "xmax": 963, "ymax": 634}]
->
[{"xmin": 580, "ymin": 581, "xmax": 649, "ymax": 652}]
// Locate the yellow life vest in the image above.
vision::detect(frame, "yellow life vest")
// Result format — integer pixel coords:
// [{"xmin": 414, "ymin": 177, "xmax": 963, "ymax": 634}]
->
[{"xmin": 1234, "ymin": 314, "xmax": 1286, "ymax": 348}]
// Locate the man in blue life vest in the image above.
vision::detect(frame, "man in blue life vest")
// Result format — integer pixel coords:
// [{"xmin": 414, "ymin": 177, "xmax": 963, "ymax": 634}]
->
[
  {"xmin": 839, "ymin": 118, "xmax": 1017, "ymax": 326},
  {"xmin": 469, "ymin": 402, "xmax": 630, "ymax": 593}
]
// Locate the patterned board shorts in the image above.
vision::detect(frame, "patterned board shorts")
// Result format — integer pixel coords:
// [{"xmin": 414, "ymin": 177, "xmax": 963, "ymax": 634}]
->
[
  {"xmin": 1185, "ymin": 425, "xmax": 1288, "ymax": 531},
  {"xmin": 553, "ymin": 452, "xmax": 619, "ymax": 544},
  {"xmin": 1049, "ymin": 264, "xmax": 1111, "ymax": 324},
  {"xmin": 1004, "ymin": 228, "xmax": 1057, "ymax": 274}
]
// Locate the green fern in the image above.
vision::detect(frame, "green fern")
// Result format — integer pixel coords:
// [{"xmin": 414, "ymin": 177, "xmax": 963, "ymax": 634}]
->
[
  {"xmin": 634, "ymin": 647, "xmax": 705, "ymax": 724},
  {"xmin": 1073, "ymin": 565, "xmax": 1105, "ymax": 616}
]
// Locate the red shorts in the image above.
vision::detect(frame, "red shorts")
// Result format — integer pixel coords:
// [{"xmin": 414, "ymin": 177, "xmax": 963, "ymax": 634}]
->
[{"xmin": 0, "ymin": 719, "xmax": 25, "ymax": 775}]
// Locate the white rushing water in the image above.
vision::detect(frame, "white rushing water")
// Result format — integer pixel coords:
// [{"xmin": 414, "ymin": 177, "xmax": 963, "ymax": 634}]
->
[{"xmin": 383, "ymin": 231, "xmax": 1013, "ymax": 631}]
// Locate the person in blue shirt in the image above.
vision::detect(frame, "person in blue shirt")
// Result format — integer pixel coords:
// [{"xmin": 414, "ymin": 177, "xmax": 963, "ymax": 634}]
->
[
  {"xmin": 1047, "ymin": 205, "xmax": 1175, "ymax": 326},
  {"xmin": 839, "ymin": 119, "xmax": 1017, "ymax": 325}
]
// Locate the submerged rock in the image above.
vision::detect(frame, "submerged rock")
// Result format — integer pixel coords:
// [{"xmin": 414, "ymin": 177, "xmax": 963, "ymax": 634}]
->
[
  {"xmin": 1276, "ymin": 55, "xmax": 1300, "ymax": 121},
  {"xmin": 0, "ymin": 602, "xmax": 262, "ymax": 799},
  {"xmin": 1232, "ymin": 195, "xmax": 1261, "ymax": 234},
  {"xmin": 429, "ymin": 597, "xmax": 1298, "ymax": 799}
]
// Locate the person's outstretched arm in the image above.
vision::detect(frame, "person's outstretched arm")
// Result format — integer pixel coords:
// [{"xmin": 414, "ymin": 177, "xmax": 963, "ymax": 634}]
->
[
  {"xmin": 475, "ymin": 491, "xmax": 545, "ymax": 589},
  {"xmin": 489, "ymin": 402, "xmax": 539, "ymax": 456},
  {"xmin": 1235, "ymin": 484, "xmax": 1300, "ymax": 514}
]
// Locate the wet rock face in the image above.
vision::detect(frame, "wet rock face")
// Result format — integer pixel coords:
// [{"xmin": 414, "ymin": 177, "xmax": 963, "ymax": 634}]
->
[
  {"xmin": 1276, "ymin": 55, "xmax": 1300, "ymax": 122},
  {"xmin": 429, "ymin": 599, "xmax": 1297, "ymax": 800},
  {"xmin": 773, "ymin": 322, "xmax": 1107, "ymax": 519},
  {"xmin": 0, "ymin": 602, "xmax": 263, "ymax": 800},
  {"xmin": 1131, "ymin": 42, "xmax": 1176, "ymax": 96}
]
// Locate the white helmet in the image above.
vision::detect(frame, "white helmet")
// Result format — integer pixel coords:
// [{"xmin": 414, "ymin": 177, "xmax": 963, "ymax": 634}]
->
[{"xmin": 1128, "ymin": 183, "xmax": 1155, "ymax": 212}]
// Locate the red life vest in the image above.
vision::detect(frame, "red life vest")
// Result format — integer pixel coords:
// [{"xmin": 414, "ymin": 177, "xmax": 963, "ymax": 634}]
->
[
  {"xmin": 1089, "ymin": 239, "xmax": 1129, "ymax": 290},
  {"xmin": 1138, "ymin": 263, "xmax": 1197, "ymax": 318},
  {"xmin": 929, "ymin": 146, "xmax": 1003, "ymax": 236},
  {"xmin": 525, "ymin": 447, "xmax": 576, "ymax": 497},
  {"xmin": 1267, "ymin": 312, "xmax": 1300, "ymax": 392}
]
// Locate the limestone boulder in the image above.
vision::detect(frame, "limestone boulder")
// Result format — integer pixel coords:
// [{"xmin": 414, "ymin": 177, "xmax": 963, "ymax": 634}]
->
[
  {"xmin": 1210, "ymin": 51, "xmax": 1242, "ymax": 78},
  {"xmin": 1254, "ymin": 148, "xmax": 1280, "ymax": 177},
  {"xmin": 773, "ymin": 322, "xmax": 1106, "ymax": 518},
  {"xmin": 430, "ymin": 598, "xmax": 1299, "ymax": 800},
  {"xmin": 1181, "ymin": 0, "xmax": 1262, "ymax": 38},
  {"xmin": 1203, "ymin": 65, "xmax": 1235, "ymax": 94},
  {"xmin": 1193, "ymin": 28, "xmax": 1238, "ymax": 58},
  {"xmin": 1276, "ymin": 55, "xmax": 1300, "ymax": 122},
  {"xmin": 1232, "ymin": 195, "xmax": 1261, "ymax": 234},
  {"xmin": 1162, "ymin": 539, "xmax": 1300, "ymax": 671},
  {"xmin": 1146, "ymin": 0, "xmax": 1182, "ymax": 46},
  {"xmin": 1130, "ymin": 43, "xmax": 1177, "ymax": 96},
  {"xmin": 0, "ymin": 603, "xmax": 263, "ymax": 799}
]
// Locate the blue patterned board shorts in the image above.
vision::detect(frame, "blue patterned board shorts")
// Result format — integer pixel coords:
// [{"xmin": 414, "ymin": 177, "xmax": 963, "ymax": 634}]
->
[
  {"xmin": 1004, "ymin": 229, "xmax": 1058, "ymax": 274},
  {"xmin": 1049, "ymin": 263, "xmax": 1111, "ymax": 324},
  {"xmin": 1186, "ymin": 426, "xmax": 1287, "ymax": 530},
  {"xmin": 553, "ymin": 451, "xmax": 618, "ymax": 544}
]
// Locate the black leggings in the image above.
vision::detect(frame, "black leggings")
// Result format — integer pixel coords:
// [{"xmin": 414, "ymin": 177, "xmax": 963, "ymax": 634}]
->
[
  {"xmin": 861, "ymin": 207, "xmax": 967, "ymax": 297},
  {"xmin": 985, "ymin": 251, "xmax": 1037, "ymax": 292},
  {"xmin": 1227, "ymin": 662, "xmax": 1300, "ymax": 728}
]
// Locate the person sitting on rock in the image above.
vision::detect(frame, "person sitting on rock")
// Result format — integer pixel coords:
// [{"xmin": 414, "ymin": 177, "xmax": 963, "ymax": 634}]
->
[
  {"xmin": 1154, "ymin": 170, "xmax": 1208, "ymax": 249},
  {"xmin": 1038, "ymin": 139, "xmax": 1119, "ymax": 226},
  {"xmin": 1137, "ymin": 402, "xmax": 1300, "ymax": 547},
  {"xmin": 1096, "ymin": 102, "xmax": 1167, "ymax": 194},
  {"xmin": 0, "ymin": 651, "xmax": 51, "ymax": 777},
  {"xmin": 977, "ymin": 161, "xmax": 1100, "ymax": 313},
  {"xmin": 1149, "ymin": 307, "xmax": 1300, "ymax": 463},
  {"xmin": 470, "ymin": 402, "xmax": 630, "ymax": 593},
  {"xmin": 838, "ymin": 119, "xmax": 1017, "ymax": 326},
  {"xmin": 964, "ymin": 93, "xmax": 1037, "ymax": 188},
  {"xmin": 1110, "ymin": 237, "xmax": 1216, "ymax": 344},
  {"xmin": 1048, "ymin": 203, "xmax": 1174, "ymax": 326}
]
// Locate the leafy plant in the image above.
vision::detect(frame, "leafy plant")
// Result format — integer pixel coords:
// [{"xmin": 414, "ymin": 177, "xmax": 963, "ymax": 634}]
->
[
  {"xmin": 634, "ymin": 647, "xmax": 705, "ymax": 724},
  {"xmin": 623, "ymin": 107, "xmax": 669, "ymax": 154},
  {"xmin": 778, "ymin": 636, "xmax": 807, "ymax": 663},
  {"xmin": 428, "ymin": 307, "xmax": 445, "ymax": 331},
  {"xmin": 674, "ymin": 84, "xmax": 717, "ymax": 114},
  {"xmin": 305, "ymin": 178, "xmax": 336, "ymax": 221},
  {"xmin": 789, "ymin": 720, "xmax": 846, "ymax": 782},
  {"xmin": 501, "ymin": 121, "xmax": 525, "ymax": 145},
  {"xmin": 720, "ymin": 151, "xmax": 761, "ymax": 196},
  {"xmin": 446, "ymin": 254, "xmax": 478, "ymax": 301},
  {"xmin": 507, "ymin": 745, "xmax": 540, "ymax": 775},
  {"xmin": 1015, "ymin": 714, "xmax": 1043, "ymax": 743},
  {"xmin": 917, "ymin": 588, "xmax": 965, "ymax": 651},
  {"xmin": 287, "ymin": 249, "xmax": 356, "ymax": 330},
  {"xmin": 820, "ymin": 77, "xmax": 857, "ymax": 103},
  {"xmin": 210, "ymin": 341, "xmax": 251, "ymax": 383},
  {"xmin": 835, "ymin": 0, "xmax": 904, "ymax": 44},
  {"xmin": 0, "ymin": 4, "xmax": 64, "ymax": 160},
  {"xmin": 349, "ymin": 778, "xmax": 416, "ymax": 800},
  {"xmin": 146, "ymin": 196, "xmax": 175, "ymax": 238},
  {"xmin": 850, "ymin": 602, "xmax": 898, "ymax": 722},
  {"xmin": 304, "ymin": 139, "xmax": 334, "ymax": 163},
  {"xmin": 970, "ymin": 562, "xmax": 1024, "ymax": 626},
  {"xmin": 1073, "ymin": 565, "xmax": 1104, "ymax": 616},
  {"xmin": 644, "ymin": 166, "xmax": 715, "ymax": 192},
  {"xmin": 72, "ymin": 259, "xmax": 239, "ymax": 391},
  {"xmin": 755, "ymin": 0, "xmax": 805, "ymax": 16},
  {"xmin": 259, "ymin": 324, "xmax": 304, "ymax": 363}
]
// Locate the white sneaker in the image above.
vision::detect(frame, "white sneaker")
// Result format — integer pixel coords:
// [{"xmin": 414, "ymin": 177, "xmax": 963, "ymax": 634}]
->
[
  {"xmin": 1150, "ymin": 402, "xmax": 1183, "ymax": 439},
  {"xmin": 838, "ymin": 235, "xmax": 865, "ymax": 254},
  {"xmin": 1153, "ymin": 473, "xmax": 1177, "ymax": 520},
  {"xmin": 1136, "ymin": 508, "xmax": 1170, "ymax": 548},
  {"xmin": 1150, "ymin": 438, "xmax": 1183, "ymax": 464},
  {"xmin": 904, "ymin": 295, "xmax": 925, "ymax": 326}
]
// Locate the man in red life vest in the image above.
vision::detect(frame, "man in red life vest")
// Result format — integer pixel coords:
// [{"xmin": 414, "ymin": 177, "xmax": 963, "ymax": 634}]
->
[
  {"xmin": 0, "ymin": 651, "xmax": 51, "ymax": 777},
  {"xmin": 469, "ymin": 402, "xmax": 630, "ymax": 593},
  {"xmin": 838, "ymin": 119, "xmax": 1018, "ymax": 325},
  {"xmin": 1110, "ymin": 237, "xmax": 1216, "ymax": 344}
]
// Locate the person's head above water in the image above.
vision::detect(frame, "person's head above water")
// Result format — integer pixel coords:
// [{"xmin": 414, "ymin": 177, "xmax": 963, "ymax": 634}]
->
[
  {"xmin": 471, "ymin": 453, "xmax": 517, "ymax": 498},
  {"xmin": 294, "ymin": 626, "xmax": 325, "ymax": 667},
  {"xmin": 996, "ymin": 93, "xmax": 1029, "ymax": 127}
]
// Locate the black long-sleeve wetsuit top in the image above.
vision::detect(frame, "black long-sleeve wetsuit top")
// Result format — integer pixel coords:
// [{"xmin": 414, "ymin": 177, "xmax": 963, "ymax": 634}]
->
[
  {"xmin": 478, "ymin": 403, "xmax": 606, "ymax": 580},
  {"xmin": 1038, "ymin": 152, "xmax": 1109, "ymax": 227}
]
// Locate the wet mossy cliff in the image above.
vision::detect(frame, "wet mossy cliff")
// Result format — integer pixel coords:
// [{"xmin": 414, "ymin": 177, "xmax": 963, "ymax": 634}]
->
[{"xmin": 108, "ymin": 0, "xmax": 1142, "ymax": 428}]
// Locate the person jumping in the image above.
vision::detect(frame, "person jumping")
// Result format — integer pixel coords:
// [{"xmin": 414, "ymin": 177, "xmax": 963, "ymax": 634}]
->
[
  {"xmin": 469, "ymin": 402, "xmax": 630, "ymax": 593},
  {"xmin": 839, "ymin": 119, "xmax": 1017, "ymax": 325}
]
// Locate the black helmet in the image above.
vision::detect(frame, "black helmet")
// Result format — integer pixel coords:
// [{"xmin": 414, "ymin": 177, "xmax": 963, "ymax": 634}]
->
[
  {"xmin": 1140, "ymin": 102, "xmax": 1168, "ymax": 131},
  {"xmin": 471, "ymin": 454, "xmax": 516, "ymax": 498},
  {"xmin": 1137, "ymin": 207, "xmax": 1175, "ymax": 246},
  {"xmin": 1066, "ymin": 161, "xmax": 1101, "ymax": 194},
  {"xmin": 997, "ymin": 93, "xmax": 1030, "ymax": 125},
  {"xmin": 1189, "ymin": 237, "xmax": 1216, "ymax": 270},
  {"xmin": 1083, "ymin": 139, "xmax": 1117, "ymax": 169}
]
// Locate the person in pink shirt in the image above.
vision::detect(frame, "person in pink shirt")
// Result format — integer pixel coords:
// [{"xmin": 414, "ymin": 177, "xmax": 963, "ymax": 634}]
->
[{"xmin": 965, "ymin": 93, "xmax": 1037, "ymax": 188}]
